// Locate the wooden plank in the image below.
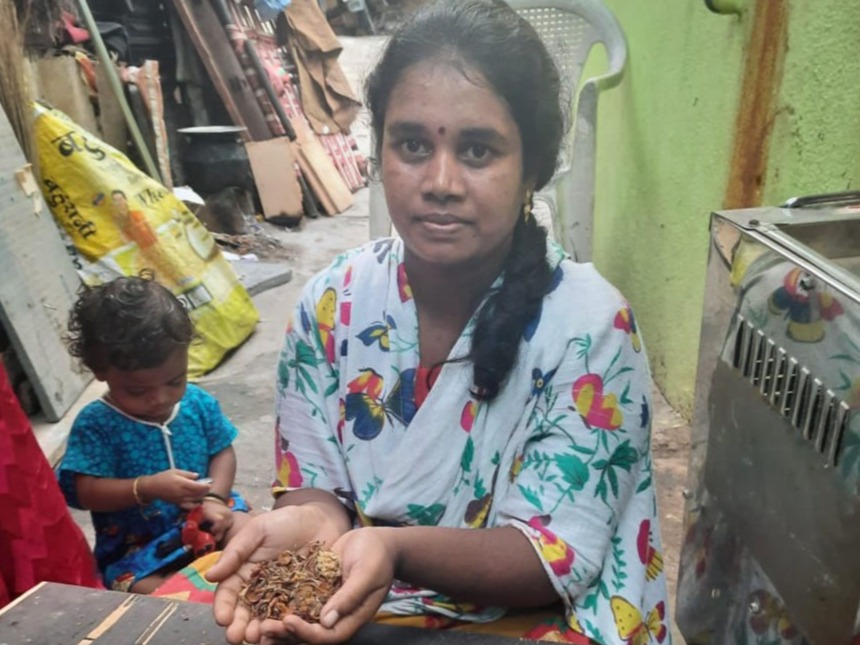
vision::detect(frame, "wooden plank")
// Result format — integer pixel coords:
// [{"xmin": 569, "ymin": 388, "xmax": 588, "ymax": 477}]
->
[
  {"xmin": 76, "ymin": 595, "xmax": 137, "ymax": 643},
  {"xmin": 0, "ymin": 583, "xmax": 523, "ymax": 645},
  {"xmin": 246, "ymin": 138, "xmax": 303, "ymax": 223},
  {"xmin": 171, "ymin": 0, "xmax": 271, "ymax": 142},
  {"xmin": 0, "ymin": 105, "xmax": 91, "ymax": 421},
  {"xmin": 0, "ymin": 581, "xmax": 45, "ymax": 618},
  {"xmin": 0, "ymin": 583, "xmax": 249, "ymax": 645},
  {"xmin": 94, "ymin": 62, "xmax": 127, "ymax": 153},
  {"xmin": 0, "ymin": 584, "xmax": 189, "ymax": 645},
  {"xmin": 293, "ymin": 140, "xmax": 335, "ymax": 215},
  {"xmin": 295, "ymin": 130, "xmax": 353, "ymax": 215},
  {"xmin": 30, "ymin": 57, "xmax": 100, "ymax": 135},
  {"xmin": 0, "ymin": 584, "xmax": 131, "ymax": 643}
]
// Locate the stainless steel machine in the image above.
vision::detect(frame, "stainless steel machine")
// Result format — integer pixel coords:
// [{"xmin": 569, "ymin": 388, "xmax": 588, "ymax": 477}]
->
[{"xmin": 676, "ymin": 194, "xmax": 860, "ymax": 644}]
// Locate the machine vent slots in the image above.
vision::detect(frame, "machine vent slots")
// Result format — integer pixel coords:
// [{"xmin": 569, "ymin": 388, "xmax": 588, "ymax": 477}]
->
[{"xmin": 730, "ymin": 314, "xmax": 849, "ymax": 466}]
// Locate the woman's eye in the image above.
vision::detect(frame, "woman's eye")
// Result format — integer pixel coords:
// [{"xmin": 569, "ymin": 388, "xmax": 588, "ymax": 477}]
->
[
  {"xmin": 398, "ymin": 138, "xmax": 429, "ymax": 157},
  {"xmin": 462, "ymin": 144, "xmax": 492, "ymax": 164},
  {"xmin": 471, "ymin": 144, "xmax": 489, "ymax": 158}
]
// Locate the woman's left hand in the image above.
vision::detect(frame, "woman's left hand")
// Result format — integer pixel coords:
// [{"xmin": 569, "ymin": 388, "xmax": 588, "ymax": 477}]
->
[{"xmin": 282, "ymin": 527, "xmax": 396, "ymax": 644}]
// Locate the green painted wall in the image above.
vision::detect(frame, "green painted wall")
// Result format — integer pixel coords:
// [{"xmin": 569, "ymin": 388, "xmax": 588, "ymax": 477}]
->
[{"xmin": 590, "ymin": 0, "xmax": 860, "ymax": 417}]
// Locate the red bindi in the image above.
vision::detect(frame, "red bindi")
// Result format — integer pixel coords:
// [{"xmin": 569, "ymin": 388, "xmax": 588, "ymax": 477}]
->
[{"xmin": 438, "ymin": 127, "xmax": 446, "ymax": 136}]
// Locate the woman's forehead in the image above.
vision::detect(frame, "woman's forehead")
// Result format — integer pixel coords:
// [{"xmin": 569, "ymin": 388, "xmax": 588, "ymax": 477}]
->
[
  {"xmin": 391, "ymin": 57, "xmax": 491, "ymax": 96},
  {"xmin": 384, "ymin": 60, "xmax": 517, "ymax": 135}
]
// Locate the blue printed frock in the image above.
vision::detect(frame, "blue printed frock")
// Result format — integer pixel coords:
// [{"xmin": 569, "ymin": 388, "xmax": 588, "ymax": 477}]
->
[
  {"xmin": 273, "ymin": 238, "xmax": 670, "ymax": 645},
  {"xmin": 58, "ymin": 384, "xmax": 238, "ymax": 588}
]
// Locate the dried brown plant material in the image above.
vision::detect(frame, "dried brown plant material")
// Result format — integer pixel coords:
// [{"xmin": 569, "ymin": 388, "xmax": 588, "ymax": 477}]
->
[{"xmin": 239, "ymin": 541, "xmax": 342, "ymax": 622}]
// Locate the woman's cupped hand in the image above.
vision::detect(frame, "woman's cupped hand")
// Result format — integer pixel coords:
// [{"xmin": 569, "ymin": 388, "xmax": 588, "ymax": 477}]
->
[
  {"xmin": 207, "ymin": 508, "xmax": 396, "ymax": 644},
  {"xmin": 281, "ymin": 527, "xmax": 396, "ymax": 644}
]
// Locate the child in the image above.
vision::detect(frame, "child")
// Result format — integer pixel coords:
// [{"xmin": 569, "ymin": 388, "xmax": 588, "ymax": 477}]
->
[{"xmin": 58, "ymin": 273, "xmax": 250, "ymax": 594}]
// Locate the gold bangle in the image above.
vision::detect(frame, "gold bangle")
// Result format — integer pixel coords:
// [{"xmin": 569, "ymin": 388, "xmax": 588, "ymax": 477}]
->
[
  {"xmin": 203, "ymin": 493, "xmax": 228, "ymax": 506},
  {"xmin": 132, "ymin": 476, "xmax": 147, "ymax": 505}
]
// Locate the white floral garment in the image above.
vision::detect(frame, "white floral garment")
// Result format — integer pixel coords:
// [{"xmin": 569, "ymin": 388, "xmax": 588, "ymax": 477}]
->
[{"xmin": 274, "ymin": 238, "xmax": 670, "ymax": 644}]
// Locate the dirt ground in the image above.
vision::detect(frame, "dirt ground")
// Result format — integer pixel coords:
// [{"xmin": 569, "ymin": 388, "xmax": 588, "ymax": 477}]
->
[{"xmin": 650, "ymin": 389, "xmax": 691, "ymax": 642}]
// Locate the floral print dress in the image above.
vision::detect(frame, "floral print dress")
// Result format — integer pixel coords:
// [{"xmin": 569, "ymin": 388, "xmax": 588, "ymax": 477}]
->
[{"xmin": 274, "ymin": 238, "xmax": 670, "ymax": 645}]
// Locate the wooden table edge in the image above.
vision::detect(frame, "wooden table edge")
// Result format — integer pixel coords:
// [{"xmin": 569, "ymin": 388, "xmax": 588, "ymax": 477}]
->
[{"xmin": 0, "ymin": 581, "xmax": 48, "ymax": 618}]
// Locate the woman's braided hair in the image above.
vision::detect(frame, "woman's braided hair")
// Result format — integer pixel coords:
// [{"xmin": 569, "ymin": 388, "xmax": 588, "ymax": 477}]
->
[{"xmin": 367, "ymin": 0, "xmax": 566, "ymax": 400}]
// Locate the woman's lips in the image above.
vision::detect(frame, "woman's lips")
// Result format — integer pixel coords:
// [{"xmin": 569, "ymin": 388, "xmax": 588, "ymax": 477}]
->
[{"xmin": 414, "ymin": 213, "xmax": 468, "ymax": 230}]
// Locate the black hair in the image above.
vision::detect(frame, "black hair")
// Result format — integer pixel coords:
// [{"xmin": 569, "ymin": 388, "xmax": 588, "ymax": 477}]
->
[
  {"xmin": 367, "ymin": 0, "xmax": 564, "ymax": 400},
  {"xmin": 66, "ymin": 272, "xmax": 194, "ymax": 373}
]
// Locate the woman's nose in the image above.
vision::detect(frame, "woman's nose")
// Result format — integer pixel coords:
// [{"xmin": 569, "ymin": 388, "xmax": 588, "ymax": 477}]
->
[{"xmin": 421, "ymin": 149, "xmax": 464, "ymax": 202}]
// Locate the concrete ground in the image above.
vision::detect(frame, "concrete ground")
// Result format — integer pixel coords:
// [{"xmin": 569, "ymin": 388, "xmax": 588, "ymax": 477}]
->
[{"xmin": 32, "ymin": 35, "xmax": 690, "ymax": 642}]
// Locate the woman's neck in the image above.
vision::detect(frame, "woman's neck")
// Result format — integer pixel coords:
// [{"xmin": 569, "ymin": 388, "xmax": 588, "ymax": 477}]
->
[{"xmin": 404, "ymin": 249, "xmax": 505, "ymax": 318}]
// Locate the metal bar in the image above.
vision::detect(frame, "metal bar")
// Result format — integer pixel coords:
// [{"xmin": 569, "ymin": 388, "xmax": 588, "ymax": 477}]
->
[
  {"xmin": 782, "ymin": 190, "xmax": 860, "ymax": 209},
  {"xmin": 770, "ymin": 346, "xmax": 787, "ymax": 406},
  {"xmin": 778, "ymin": 355, "xmax": 797, "ymax": 415},
  {"xmin": 749, "ymin": 329, "xmax": 765, "ymax": 384},
  {"xmin": 812, "ymin": 390, "xmax": 835, "ymax": 453},
  {"xmin": 739, "ymin": 320, "xmax": 754, "ymax": 375},
  {"xmin": 801, "ymin": 378, "xmax": 823, "ymax": 440},
  {"xmin": 791, "ymin": 367, "xmax": 810, "ymax": 430},
  {"xmin": 759, "ymin": 338, "xmax": 775, "ymax": 397},
  {"xmin": 827, "ymin": 402, "xmax": 850, "ymax": 466},
  {"xmin": 732, "ymin": 314, "xmax": 747, "ymax": 369}
]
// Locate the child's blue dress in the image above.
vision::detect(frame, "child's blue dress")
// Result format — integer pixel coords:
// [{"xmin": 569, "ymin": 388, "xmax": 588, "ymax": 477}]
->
[{"xmin": 58, "ymin": 384, "xmax": 248, "ymax": 590}]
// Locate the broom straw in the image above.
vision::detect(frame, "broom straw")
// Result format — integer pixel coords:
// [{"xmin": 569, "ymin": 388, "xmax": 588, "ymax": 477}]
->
[{"xmin": 0, "ymin": 0, "xmax": 36, "ymax": 165}]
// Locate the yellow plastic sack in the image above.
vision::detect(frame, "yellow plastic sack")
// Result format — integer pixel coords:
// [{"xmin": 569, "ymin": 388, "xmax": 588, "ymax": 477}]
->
[{"xmin": 34, "ymin": 104, "xmax": 259, "ymax": 377}]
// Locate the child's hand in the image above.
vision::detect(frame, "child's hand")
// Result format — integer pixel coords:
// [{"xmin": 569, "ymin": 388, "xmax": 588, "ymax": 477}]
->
[
  {"xmin": 141, "ymin": 469, "xmax": 211, "ymax": 509},
  {"xmin": 202, "ymin": 499, "xmax": 234, "ymax": 543}
]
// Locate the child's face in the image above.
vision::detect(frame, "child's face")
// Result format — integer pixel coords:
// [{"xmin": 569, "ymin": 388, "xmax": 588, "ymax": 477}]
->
[{"xmin": 98, "ymin": 346, "xmax": 189, "ymax": 423}]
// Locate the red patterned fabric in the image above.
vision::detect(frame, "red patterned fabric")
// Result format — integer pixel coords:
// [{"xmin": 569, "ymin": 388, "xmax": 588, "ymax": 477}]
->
[
  {"xmin": 0, "ymin": 362, "xmax": 102, "ymax": 608},
  {"xmin": 414, "ymin": 366, "xmax": 441, "ymax": 409}
]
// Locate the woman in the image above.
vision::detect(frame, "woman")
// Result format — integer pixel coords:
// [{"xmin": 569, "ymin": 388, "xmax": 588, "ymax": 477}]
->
[{"xmin": 208, "ymin": 1, "xmax": 669, "ymax": 643}]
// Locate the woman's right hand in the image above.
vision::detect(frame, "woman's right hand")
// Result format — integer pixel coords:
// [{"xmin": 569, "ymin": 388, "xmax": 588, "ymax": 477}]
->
[
  {"xmin": 139, "ymin": 469, "xmax": 210, "ymax": 509},
  {"xmin": 207, "ymin": 504, "xmax": 348, "ymax": 645}
]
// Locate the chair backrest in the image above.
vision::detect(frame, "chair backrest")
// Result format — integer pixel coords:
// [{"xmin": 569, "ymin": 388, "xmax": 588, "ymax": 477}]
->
[
  {"xmin": 509, "ymin": 0, "xmax": 626, "ymax": 175},
  {"xmin": 508, "ymin": 0, "xmax": 627, "ymax": 261}
]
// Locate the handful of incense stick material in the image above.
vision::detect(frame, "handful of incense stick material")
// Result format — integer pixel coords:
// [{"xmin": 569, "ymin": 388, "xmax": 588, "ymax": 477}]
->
[{"xmin": 239, "ymin": 541, "xmax": 342, "ymax": 622}]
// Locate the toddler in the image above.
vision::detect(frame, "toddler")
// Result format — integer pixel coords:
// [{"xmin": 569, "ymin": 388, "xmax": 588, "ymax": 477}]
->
[{"xmin": 58, "ymin": 274, "xmax": 249, "ymax": 594}]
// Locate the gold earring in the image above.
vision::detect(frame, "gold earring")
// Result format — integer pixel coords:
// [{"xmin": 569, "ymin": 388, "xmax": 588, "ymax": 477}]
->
[{"xmin": 523, "ymin": 191, "xmax": 534, "ymax": 221}]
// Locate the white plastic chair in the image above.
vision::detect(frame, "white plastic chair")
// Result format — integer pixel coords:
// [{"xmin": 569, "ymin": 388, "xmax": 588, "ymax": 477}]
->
[{"xmin": 367, "ymin": 0, "xmax": 627, "ymax": 263}]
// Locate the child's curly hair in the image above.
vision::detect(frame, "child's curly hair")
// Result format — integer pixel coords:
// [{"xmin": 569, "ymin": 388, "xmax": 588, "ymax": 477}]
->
[{"xmin": 67, "ymin": 272, "xmax": 194, "ymax": 373}]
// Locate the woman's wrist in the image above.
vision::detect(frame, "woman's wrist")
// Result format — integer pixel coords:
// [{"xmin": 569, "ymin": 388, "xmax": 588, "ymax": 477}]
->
[
  {"xmin": 304, "ymin": 500, "xmax": 353, "ymax": 537},
  {"xmin": 276, "ymin": 489, "xmax": 353, "ymax": 532},
  {"xmin": 374, "ymin": 527, "xmax": 403, "ymax": 577}
]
